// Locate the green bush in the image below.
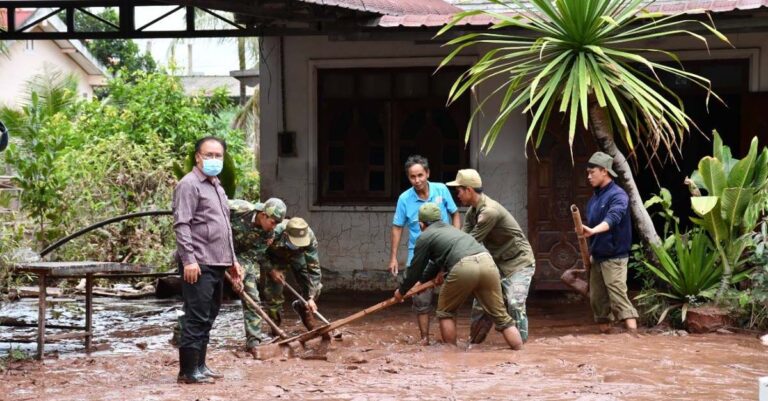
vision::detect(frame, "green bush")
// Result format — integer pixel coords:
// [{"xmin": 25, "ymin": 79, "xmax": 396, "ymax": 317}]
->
[{"xmin": 1, "ymin": 68, "xmax": 258, "ymax": 273}]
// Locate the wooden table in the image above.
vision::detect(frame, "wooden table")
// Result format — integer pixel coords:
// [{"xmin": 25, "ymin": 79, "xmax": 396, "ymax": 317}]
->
[{"xmin": 10, "ymin": 261, "xmax": 151, "ymax": 359}]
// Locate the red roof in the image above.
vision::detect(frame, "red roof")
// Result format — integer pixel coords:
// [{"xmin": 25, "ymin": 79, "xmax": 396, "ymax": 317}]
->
[
  {"xmin": 298, "ymin": 0, "xmax": 461, "ymax": 15},
  {"xmin": 375, "ymin": 0, "xmax": 768, "ymax": 28},
  {"xmin": 1, "ymin": 9, "xmax": 33, "ymax": 28}
]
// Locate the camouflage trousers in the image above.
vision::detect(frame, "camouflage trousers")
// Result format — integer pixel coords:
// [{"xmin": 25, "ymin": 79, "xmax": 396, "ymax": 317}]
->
[
  {"xmin": 471, "ymin": 262, "xmax": 535, "ymax": 342},
  {"xmin": 261, "ymin": 267, "xmax": 322, "ymax": 330},
  {"xmin": 242, "ymin": 261, "xmax": 271, "ymax": 349}
]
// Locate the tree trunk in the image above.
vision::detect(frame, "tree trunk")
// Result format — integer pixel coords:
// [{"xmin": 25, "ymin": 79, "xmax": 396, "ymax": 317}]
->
[
  {"xmin": 238, "ymin": 37, "xmax": 246, "ymax": 106},
  {"xmin": 588, "ymin": 100, "xmax": 662, "ymax": 247}
]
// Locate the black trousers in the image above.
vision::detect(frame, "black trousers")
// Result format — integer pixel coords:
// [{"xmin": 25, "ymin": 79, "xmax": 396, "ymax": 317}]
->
[{"xmin": 180, "ymin": 264, "xmax": 226, "ymax": 351}]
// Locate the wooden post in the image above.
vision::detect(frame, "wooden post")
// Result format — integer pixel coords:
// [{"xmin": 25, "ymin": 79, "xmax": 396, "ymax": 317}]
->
[
  {"xmin": 36, "ymin": 273, "xmax": 46, "ymax": 360},
  {"xmin": 85, "ymin": 273, "xmax": 93, "ymax": 352}
]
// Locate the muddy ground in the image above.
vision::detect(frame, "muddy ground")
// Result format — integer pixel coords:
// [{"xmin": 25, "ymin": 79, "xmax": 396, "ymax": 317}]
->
[{"xmin": 1, "ymin": 294, "xmax": 766, "ymax": 401}]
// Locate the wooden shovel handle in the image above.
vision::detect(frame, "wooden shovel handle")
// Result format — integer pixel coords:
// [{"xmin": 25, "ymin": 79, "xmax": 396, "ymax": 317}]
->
[
  {"xmin": 571, "ymin": 205, "xmax": 591, "ymax": 273},
  {"xmin": 225, "ymin": 271, "xmax": 289, "ymax": 339},
  {"xmin": 276, "ymin": 279, "xmax": 438, "ymax": 346}
]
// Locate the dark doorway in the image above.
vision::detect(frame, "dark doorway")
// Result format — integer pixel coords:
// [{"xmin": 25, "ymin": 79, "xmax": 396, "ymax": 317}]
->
[{"xmin": 634, "ymin": 59, "xmax": 750, "ymax": 233}]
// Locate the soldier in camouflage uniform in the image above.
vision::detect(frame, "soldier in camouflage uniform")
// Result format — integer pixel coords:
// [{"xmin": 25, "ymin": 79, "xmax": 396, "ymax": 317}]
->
[
  {"xmin": 262, "ymin": 217, "xmax": 323, "ymax": 330},
  {"xmin": 447, "ymin": 169, "xmax": 536, "ymax": 343},
  {"xmin": 228, "ymin": 197, "xmax": 287, "ymax": 351}
]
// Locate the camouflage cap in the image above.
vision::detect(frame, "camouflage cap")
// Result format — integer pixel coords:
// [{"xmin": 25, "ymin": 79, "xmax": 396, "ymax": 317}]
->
[
  {"xmin": 228, "ymin": 199, "xmax": 257, "ymax": 213},
  {"xmin": 286, "ymin": 217, "xmax": 311, "ymax": 247},
  {"xmin": 418, "ymin": 202, "xmax": 442, "ymax": 223},
  {"xmin": 262, "ymin": 198, "xmax": 287, "ymax": 223},
  {"xmin": 587, "ymin": 152, "xmax": 618, "ymax": 178}
]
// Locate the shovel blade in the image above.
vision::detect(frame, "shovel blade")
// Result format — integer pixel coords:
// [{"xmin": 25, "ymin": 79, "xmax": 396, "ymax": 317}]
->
[{"xmin": 560, "ymin": 268, "xmax": 589, "ymax": 298}]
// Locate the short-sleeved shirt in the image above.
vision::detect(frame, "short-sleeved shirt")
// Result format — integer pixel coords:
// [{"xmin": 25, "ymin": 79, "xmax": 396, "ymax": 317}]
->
[
  {"xmin": 463, "ymin": 194, "xmax": 535, "ymax": 276},
  {"xmin": 392, "ymin": 181, "xmax": 458, "ymax": 263}
]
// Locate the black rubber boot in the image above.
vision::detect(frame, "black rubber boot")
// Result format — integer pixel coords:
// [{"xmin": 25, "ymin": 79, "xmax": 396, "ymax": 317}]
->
[
  {"xmin": 197, "ymin": 344, "xmax": 223, "ymax": 379},
  {"xmin": 177, "ymin": 348, "xmax": 214, "ymax": 384}
]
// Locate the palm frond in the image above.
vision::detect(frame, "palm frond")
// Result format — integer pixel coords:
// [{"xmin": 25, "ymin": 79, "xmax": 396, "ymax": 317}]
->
[{"xmin": 438, "ymin": 0, "xmax": 731, "ymax": 156}]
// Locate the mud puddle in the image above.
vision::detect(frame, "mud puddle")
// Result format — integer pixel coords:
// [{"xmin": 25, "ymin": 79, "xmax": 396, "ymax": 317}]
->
[{"xmin": 1, "ymin": 295, "xmax": 766, "ymax": 400}]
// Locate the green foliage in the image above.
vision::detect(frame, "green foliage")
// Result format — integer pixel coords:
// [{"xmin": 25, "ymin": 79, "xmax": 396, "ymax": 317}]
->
[
  {"xmin": 74, "ymin": 8, "xmax": 156, "ymax": 73},
  {"xmin": 637, "ymin": 228, "xmax": 750, "ymax": 324},
  {"xmin": 643, "ymin": 188, "xmax": 678, "ymax": 247},
  {"xmin": 437, "ymin": 0, "xmax": 729, "ymax": 154},
  {"xmin": 1, "ymin": 69, "xmax": 257, "ymax": 271},
  {"xmin": 0, "ymin": 70, "xmax": 80, "ymax": 246},
  {"xmin": 688, "ymin": 131, "xmax": 768, "ymax": 300}
]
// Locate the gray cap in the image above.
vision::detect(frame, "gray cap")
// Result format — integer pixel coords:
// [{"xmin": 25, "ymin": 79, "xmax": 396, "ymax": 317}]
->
[{"xmin": 587, "ymin": 152, "xmax": 618, "ymax": 178}]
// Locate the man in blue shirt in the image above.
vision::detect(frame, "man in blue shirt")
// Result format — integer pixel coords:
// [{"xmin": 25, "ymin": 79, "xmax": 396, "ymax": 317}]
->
[
  {"xmin": 389, "ymin": 155, "xmax": 460, "ymax": 344},
  {"xmin": 582, "ymin": 152, "xmax": 638, "ymax": 334}
]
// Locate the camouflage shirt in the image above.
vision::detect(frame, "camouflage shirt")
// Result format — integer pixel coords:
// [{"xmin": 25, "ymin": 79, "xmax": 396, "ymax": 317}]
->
[
  {"xmin": 268, "ymin": 220, "xmax": 322, "ymax": 299},
  {"xmin": 229, "ymin": 199, "xmax": 274, "ymax": 269}
]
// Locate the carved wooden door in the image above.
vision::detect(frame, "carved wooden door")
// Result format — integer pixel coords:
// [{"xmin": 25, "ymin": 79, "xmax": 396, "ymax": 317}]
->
[{"xmin": 527, "ymin": 127, "xmax": 596, "ymax": 290}]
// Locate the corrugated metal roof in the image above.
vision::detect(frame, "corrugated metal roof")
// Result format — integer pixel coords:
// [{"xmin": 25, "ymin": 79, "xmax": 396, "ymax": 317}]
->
[
  {"xmin": 446, "ymin": 0, "xmax": 768, "ymax": 13},
  {"xmin": 377, "ymin": 0, "xmax": 768, "ymax": 28},
  {"xmin": 298, "ymin": 0, "xmax": 461, "ymax": 15}
]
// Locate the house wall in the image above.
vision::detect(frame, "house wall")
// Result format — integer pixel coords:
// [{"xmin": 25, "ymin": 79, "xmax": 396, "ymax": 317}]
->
[
  {"xmin": 0, "ymin": 39, "xmax": 101, "ymax": 108},
  {"xmin": 259, "ymin": 36, "xmax": 528, "ymax": 291},
  {"xmin": 259, "ymin": 30, "xmax": 768, "ymax": 292}
]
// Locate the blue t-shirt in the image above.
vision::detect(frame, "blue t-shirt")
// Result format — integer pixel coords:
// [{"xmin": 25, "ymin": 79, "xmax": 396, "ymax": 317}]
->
[{"xmin": 393, "ymin": 181, "xmax": 458, "ymax": 263}]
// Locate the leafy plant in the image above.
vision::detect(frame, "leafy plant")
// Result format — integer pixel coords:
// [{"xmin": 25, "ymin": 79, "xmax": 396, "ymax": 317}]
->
[
  {"xmin": 0, "ymin": 69, "xmax": 80, "ymax": 246},
  {"xmin": 74, "ymin": 8, "xmax": 156, "ymax": 73},
  {"xmin": 437, "ymin": 0, "xmax": 730, "ymax": 248},
  {"xmin": 688, "ymin": 131, "xmax": 768, "ymax": 300},
  {"xmin": 637, "ymin": 228, "xmax": 750, "ymax": 324}
]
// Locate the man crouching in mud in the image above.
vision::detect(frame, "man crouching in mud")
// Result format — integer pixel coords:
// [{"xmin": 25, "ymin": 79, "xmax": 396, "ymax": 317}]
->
[{"xmin": 393, "ymin": 203, "xmax": 523, "ymax": 349}]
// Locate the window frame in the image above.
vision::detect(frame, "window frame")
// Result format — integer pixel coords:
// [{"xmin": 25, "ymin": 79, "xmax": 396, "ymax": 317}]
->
[{"xmin": 307, "ymin": 57, "xmax": 479, "ymax": 211}]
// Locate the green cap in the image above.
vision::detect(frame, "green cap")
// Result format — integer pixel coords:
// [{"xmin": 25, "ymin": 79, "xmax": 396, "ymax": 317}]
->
[
  {"xmin": 263, "ymin": 198, "xmax": 287, "ymax": 223},
  {"xmin": 286, "ymin": 217, "xmax": 311, "ymax": 247},
  {"xmin": 418, "ymin": 203, "xmax": 442, "ymax": 223},
  {"xmin": 587, "ymin": 152, "xmax": 618, "ymax": 178}
]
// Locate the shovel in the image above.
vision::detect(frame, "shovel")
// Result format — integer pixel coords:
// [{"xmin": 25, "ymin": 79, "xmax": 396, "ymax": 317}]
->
[
  {"xmin": 559, "ymin": 204, "xmax": 591, "ymax": 298},
  {"xmin": 224, "ymin": 272, "xmax": 302, "ymax": 356},
  {"xmin": 275, "ymin": 279, "xmax": 437, "ymax": 348},
  {"xmin": 279, "ymin": 278, "xmax": 342, "ymax": 339}
]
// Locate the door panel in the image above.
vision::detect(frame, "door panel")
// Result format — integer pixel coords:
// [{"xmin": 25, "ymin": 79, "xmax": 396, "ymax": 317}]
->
[{"xmin": 528, "ymin": 126, "xmax": 596, "ymax": 290}]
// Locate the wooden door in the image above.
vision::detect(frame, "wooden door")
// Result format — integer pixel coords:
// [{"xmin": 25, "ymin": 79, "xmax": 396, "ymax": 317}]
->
[
  {"xmin": 740, "ymin": 92, "xmax": 768, "ymax": 151},
  {"xmin": 527, "ymin": 127, "xmax": 596, "ymax": 290}
]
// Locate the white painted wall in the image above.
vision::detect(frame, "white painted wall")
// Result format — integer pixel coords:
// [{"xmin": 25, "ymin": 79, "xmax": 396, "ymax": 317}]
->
[
  {"xmin": 259, "ymin": 36, "xmax": 529, "ymax": 290},
  {"xmin": 0, "ymin": 38, "xmax": 104, "ymax": 108}
]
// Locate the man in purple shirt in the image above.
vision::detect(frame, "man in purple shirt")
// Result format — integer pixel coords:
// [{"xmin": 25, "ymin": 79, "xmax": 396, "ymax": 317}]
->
[{"xmin": 173, "ymin": 136, "xmax": 243, "ymax": 384}]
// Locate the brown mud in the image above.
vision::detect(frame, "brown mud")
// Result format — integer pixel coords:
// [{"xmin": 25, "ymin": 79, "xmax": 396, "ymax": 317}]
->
[{"xmin": 1, "ymin": 295, "xmax": 766, "ymax": 401}]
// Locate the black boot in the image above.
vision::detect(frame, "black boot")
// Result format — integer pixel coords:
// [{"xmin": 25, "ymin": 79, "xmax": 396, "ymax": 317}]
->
[
  {"xmin": 177, "ymin": 348, "xmax": 214, "ymax": 384},
  {"xmin": 197, "ymin": 344, "xmax": 223, "ymax": 379}
]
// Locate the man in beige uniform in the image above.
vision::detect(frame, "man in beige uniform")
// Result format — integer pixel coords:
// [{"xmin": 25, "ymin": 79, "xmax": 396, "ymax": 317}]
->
[{"xmin": 447, "ymin": 169, "xmax": 536, "ymax": 343}]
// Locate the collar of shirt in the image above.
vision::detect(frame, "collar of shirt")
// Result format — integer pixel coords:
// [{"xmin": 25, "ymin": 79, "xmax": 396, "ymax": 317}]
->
[
  {"xmin": 407, "ymin": 181, "xmax": 438, "ymax": 203},
  {"xmin": 192, "ymin": 166, "xmax": 219, "ymax": 185},
  {"xmin": 594, "ymin": 180, "xmax": 616, "ymax": 197}
]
